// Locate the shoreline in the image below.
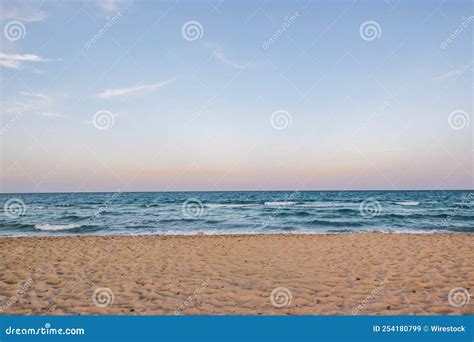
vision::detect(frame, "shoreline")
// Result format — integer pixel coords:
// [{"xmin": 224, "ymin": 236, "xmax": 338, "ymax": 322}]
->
[
  {"xmin": 0, "ymin": 231, "xmax": 470, "ymax": 239},
  {"xmin": 1, "ymin": 233, "xmax": 472, "ymax": 315}
]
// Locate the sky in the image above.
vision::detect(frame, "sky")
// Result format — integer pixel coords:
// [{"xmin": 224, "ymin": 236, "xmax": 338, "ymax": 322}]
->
[{"xmin": 0, "ymin": 0, "xmax": 472, "ymax": 193}]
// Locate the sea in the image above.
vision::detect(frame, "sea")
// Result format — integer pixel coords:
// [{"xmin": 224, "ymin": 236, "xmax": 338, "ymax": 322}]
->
[{"xmin": 0, "ymin": 191, "xmax": 472, "ymax": 236}]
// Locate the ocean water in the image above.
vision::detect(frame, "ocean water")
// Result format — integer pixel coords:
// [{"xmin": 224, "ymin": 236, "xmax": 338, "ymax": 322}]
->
[{"xmin": 0, "ymin": 191, "xmax": 472, "ymax": 236}]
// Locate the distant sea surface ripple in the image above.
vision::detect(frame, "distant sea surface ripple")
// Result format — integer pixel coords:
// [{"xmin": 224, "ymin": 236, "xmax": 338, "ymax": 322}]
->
[{"xmin": 0, "ymin": 191, "xmax": 472, "ymax": 236}]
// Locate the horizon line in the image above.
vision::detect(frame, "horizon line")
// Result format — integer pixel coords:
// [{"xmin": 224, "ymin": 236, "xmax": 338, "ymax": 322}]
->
[{"xmin": 0, "ymin": 189, "xmax": 472, "ymax": 195}]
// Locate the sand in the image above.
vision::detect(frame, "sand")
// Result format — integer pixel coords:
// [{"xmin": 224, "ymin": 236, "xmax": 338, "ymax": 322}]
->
[{"xmin": 0, "ymin": 233, "xmax": 472, "ymax": 315}]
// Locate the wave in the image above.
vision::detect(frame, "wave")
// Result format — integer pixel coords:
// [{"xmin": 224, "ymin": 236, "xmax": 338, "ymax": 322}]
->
[
  {"xmin": 297, "ymin": 201, "xmax": 355, "ymax": 208},
  {"xmin": 34, "ymin": 223, "xmax": 84, "ymax": 231},
  {"xmin": 381, "ymin": 213, "xmax": 473, "ymax": 220},
  {"xmin": 272, "ymin": 211, "xmax": 312, "ymax": 217},
  {"xmin": 334, "ymin": 208, "xmax": 358, "ymax": 214},
  {"xmin": 141, "ymin": 204, "xmax": 160, "ymax": 208},
  {"xmin": 380, "ymin": 213, "xmax": 424, "ymax": 219},
  {"xmin": 264, "ymin": 201, "xmax": 297, "ymax": 206},
  {"xmin": 205, "ymin": 203, "xmax": 251, "ymax": 208},
  {"xmin": 306, "ymin": 219, "xmax": 365, "ymax": 227},
  {"xmin": 395, "ymin": 201, "xmax": 420, "ymax": 206},
  {"xmin": 447, "ymin": 226, "xmax": 474, "ymax": 233},
  {"xmin": 157, "ymin": 218, "xmax": 186, "ymax": 224},
  {"xmin": 0, "ymin": 222, "xmax": 36, "ymax": 230},
  {"xmin": 204, "ymin": 220, "xmax": 224, "ymax": 224},
  {"xmin": 60, "ymin": 214, "xmax": 88, "ymax": 220}
]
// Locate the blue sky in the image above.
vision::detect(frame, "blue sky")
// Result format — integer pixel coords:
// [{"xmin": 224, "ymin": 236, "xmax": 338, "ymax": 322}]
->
[{"xmin": 0, "ymin": 0, "xmax": 472, "ymax": 192}]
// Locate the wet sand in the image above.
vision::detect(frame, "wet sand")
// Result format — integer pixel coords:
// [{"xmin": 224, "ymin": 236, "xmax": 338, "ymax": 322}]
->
[{"xmin": 0, "ymin": 233, "xmax": 472, "ymax": 315}]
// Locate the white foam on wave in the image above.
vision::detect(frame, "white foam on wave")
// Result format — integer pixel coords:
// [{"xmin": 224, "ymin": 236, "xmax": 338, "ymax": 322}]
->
[
  {"xmin": 101, "ymin": 229, "xmax": 449, "ymax": 237},
  {"xmin": 34, "ymin": 223, "xmax": 83, "ymax": 231},
  {"xmin": 395, "ymin": 201, "xmax": 420, "ymax": 206},
  {"xmin": 297, "ymin": 201, "xmax": 352, "ymax": 208},
  {"xmin": 205, "ymin": 204, "xmax": 250, "ymax": 208},
  {"xmin": 264, "ymin": 201, "xmax": 297, "ymax": 206}
]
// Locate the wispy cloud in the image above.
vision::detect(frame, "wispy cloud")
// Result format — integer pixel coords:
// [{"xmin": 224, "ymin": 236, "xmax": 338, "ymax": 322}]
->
[
  {"xmin": 19, "ymin": 91, "xmax": 50, "ymax": 101},
  {"xmin": 434, "ymin": 62, "xmax": 472, "ymax": 80},
  {"xmin": 213, "ymin": 49, "xmax": 248, "ymax": 70},
  {"xmin": 97, "ymin": 80, "xmax": 173, "ymax": 99},
  {"xmin": 0, "ymin": 3, "xmax": 47, "ymax": 22},
  {"xmin": 6, "ymin": 91, "xmax": 54, "ymax": 116},
  {"xmin": 98, "ymin": 0, "xmax": 120, "ymax": 12},
  {"xmin": 204, "ymin": 42, "xmax": 248, "ymax": 70},
  {"xmin": 96, "ymin": 0, "xmax": 130, "ymax": 13},
  {"xmin": 0, "ymin": 52, "xmax": 61, "ymax": 70}
]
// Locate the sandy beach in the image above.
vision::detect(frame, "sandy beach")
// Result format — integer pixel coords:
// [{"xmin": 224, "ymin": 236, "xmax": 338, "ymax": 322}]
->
[{"xmin": 0, "ymin": 233, "xmax": 472, "ymax": 315}]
